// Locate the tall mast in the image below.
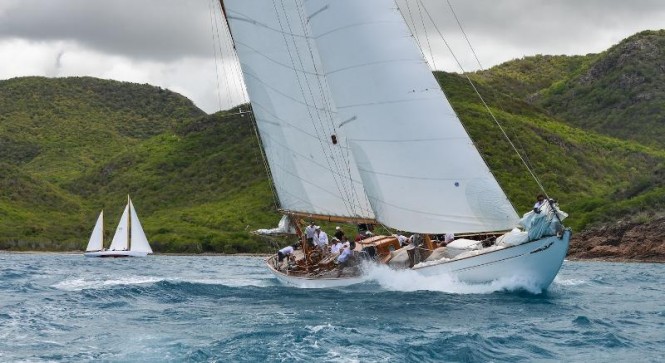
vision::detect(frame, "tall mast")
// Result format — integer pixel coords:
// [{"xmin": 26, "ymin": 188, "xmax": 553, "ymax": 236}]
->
[
  {"xmin": 127, "ymin": 195, "xmax": 131, "ymax": 251},
  {"xmin": 218, "ymin": 1, "xmax": 233, "ymax": 43}
]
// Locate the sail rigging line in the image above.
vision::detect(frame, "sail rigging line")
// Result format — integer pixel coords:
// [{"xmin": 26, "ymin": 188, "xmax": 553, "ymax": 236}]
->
[
  {"xmin": 443, "ymin": 0, "xmax": 538, "ymax": 185},
  {"xmin": 402, "ymin": 0, "xmax": 423, "ymax": 51},
  {"xmin": 415, "ymin": 0, "xmax": 550, "ymax": 196},
  {"xmin": 415, "ymin": 0, "xmax": 438, "ymax": 70},
  {"xmin": 290, "ymin": 0, "xmax": 362, "ymax": 217},
  {"xmin": 445, "ymin": 0, "xmax": 483, "ymax": 71},
  {"xmin": 208, "ymin": 0, "xmax": 226, "ymax": 111},
  {"xmin": 231, "ymin": 39, "xmax": 323, "ymax": 76},
  {"xmin": 213, "ymin": 1, "xmax": 248, "ymax": 108},
  {"xmin": 224, "ymin": 85, "xmax": 367, "ymax": 215},
  {"xmin": 238, "ymin": 69, "xmax": 337, "ymax": 114},
  {"xmin": 293, "ymin": 1, "xmax": 372, "ymax": 219},
  {"xmin": 215, "ymin": 0, "xmax": 249, "ymax": 107},
  {"xmin": 254, "ymin": 128, "xmax": 364, "ymax": 187},
  {"xmin": 271, "ymin": 0, "xmax": 361, "ymax": 218},
  {"xmin": 218, "ymin": 1, "xmax": 280, "ymax": 209},
  {"xmin": 208, "ymin": 0, "xmax": 239, "ymax": 111}
]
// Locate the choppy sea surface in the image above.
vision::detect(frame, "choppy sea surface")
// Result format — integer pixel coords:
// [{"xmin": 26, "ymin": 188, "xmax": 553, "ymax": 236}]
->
[{"xmin": 0, "ymin": 253, "xmax": 663, "ymax": 362}]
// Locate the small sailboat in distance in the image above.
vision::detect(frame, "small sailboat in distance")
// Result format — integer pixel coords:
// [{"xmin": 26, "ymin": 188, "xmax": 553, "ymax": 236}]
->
[{"xmin": 84, "ymin": 196, "xmax": 153, "ymax": 258}]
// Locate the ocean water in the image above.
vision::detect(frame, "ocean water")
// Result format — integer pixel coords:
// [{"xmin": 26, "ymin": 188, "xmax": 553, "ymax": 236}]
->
[{"xmin": 0, "ymin": 253, "xmax": 663, "ymax": 362}]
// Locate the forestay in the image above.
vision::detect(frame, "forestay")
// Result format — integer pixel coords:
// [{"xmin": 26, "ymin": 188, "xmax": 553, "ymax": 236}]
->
[{"xmin": 223, "ymin": 0, "xmax": 519, "ymax": 233}]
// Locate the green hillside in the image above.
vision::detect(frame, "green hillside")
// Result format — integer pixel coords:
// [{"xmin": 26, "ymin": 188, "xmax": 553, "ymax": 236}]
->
[
  {"xmin": 438, "ymin": 72, "xmax": 665, "ymax": 230},
  {"xmin": 473, "ymin": 30, "xmax": 665, "ymax": 148},
  {"xmin": 1, "ymin": 30, "xmax": 665, "ymax": 252},
  {"xmin": 0, "ymin": 76, "xmax": 204, "ymax": 183},
  {"xmin": 539, "ymin": 30, "xmax": 665, "ymax": 147},
  {"xmin": 471, "ymin": 54, "xmax": 594, "ymax": 100},
  {"xmin": 0, "ymin": 77, "xmax": 280, "ymax": 252}
]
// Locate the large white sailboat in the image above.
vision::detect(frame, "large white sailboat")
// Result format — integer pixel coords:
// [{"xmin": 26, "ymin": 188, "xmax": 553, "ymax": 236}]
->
[
  {"xmin": 84, "ymin": 196, "xmax": 153, "ymax": 258},
  {"xmin": 219, "ymin": 0, "xmax": 570, "ymax": 289}
]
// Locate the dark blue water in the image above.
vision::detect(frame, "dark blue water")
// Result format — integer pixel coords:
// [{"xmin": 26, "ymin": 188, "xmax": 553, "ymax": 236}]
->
[{"xmin": 1, "ymin": 253, "xmax": 663, "ymax": 362}]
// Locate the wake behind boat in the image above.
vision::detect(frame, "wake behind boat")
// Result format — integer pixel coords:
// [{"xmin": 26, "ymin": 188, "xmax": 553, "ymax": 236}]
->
[
  {"xmin": 219, "ymin": 0, "xmax": 570, "ymax": 289},
  {"xmin": 84, "ymin": 196, "xmax": 152, "ymax": 258}
]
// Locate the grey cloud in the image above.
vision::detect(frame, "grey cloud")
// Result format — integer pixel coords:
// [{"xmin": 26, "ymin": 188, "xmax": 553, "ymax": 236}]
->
[
  {"xmin": 0, "ymin": 0, "xmax": 217, "ymax": 61},
  {"xmin": 398, "ymin": 0, "xmax": 665, "ymax": 70}
]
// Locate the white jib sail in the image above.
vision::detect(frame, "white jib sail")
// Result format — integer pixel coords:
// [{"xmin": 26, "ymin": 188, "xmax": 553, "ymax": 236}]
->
[
  {"xmin": 303, "ymin": 0, "xmax": 519, "ymax": 233},
  {"xmin": 129, "ymin": 199, "xmax": 152, "ymax": 253},
  {"xmin": 224, "ymin": 0, "xmax": 374, "ymax": 220},
  {"xmin": 85, "ymin": 210, "xmax": 104, "ymax": 252},
  {"xmin": 108, "ymin": 204, "xmax": 129, "ymax": 251}
]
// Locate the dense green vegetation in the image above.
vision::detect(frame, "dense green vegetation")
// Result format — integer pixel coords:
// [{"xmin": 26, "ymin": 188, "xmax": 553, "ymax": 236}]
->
[
  {"xmin": 472, "ymin": 30, "xmax": 665, "ymax": 148},
  {"xmin": 1, "ymin": 30, "xmax": 664, "ymax": 252},
  {"xmin": 471, "ymin": 54, "xmax": 595, "ymax": 100},
  {"xmin": 0, "ymin": 77, "xmax": 279, "ymax": 252},
  {"xmin": 438, "ymin": 72, "xmax": 665, "ymax": 231}
]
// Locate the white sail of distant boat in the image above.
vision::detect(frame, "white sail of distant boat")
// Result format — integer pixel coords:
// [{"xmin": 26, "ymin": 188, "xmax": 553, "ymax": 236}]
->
[
  {"xmin": 85, "ymin": 211, "xmax": 104, "ymax": 252},
  {"xmin": 84, "ymin": 196, "xmax": 152, "ymax": 257},
  {"xmin": 219, "ymin": 0, "xmax": 570, "ymax": 289},
  {"xmin": 129, "ymin": 199, "xmax": 152, "ymax": 254}
]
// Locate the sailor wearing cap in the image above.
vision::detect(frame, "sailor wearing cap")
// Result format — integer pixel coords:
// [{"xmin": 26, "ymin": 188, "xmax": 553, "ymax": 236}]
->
[
  {"xmin": 334, "ymin": 226, "xmax": 345, "ymax": 240},
  {"xmin": 305, "ymin": 221, "xmax": 316, "ymax": 247},
  {"xmin": 315, "ymin": 226, "xmax": 328, "ymax": 248}
]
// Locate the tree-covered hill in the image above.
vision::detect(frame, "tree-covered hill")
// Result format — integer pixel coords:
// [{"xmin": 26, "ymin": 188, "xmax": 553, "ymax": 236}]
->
[
  {"xmin": 471, "ymin": 54, "xmax": 594, "ymax": 100},
  {"xmin": 1, "ymin": 30, "xmax": 664, "ymax": 254},
  {"xmin": 539, "ymin": 30, "xmax": 665, "ymax": 148},
  {"xmin": 0, "ymin": 76, "xmax": 205, "ymax": 183},
  {"xmin": 0, "ymin": 77, "xmax": 279, "ymax": 252},
  {"xmin": 473, "ymin": 30, "xmax": 665, "ymax": 148},
  {"xmin": 439, "ymin": 72, "xmax": 665, "ymax": 231}
]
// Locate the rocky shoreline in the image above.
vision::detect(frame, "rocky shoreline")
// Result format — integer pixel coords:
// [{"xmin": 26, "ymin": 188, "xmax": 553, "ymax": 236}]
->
[{"xmin": 568, "ymin": 217, "xmax": 665, "ymax": 263}]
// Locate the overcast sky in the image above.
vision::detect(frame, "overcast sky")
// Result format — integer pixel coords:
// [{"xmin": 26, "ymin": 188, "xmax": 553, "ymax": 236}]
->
[{"xmin": 1, "ymin": 0, "xmax": 664, "ymax": 114}]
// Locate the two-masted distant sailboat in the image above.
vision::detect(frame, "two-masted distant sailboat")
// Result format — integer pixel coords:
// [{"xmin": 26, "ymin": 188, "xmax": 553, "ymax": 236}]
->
[
  {"xmin": 219, "ymin": 0, "xmax": 571, "ymax": 289},
  {"xmin": 84, "ymin": 196, "xmax": 153, "ymax": 258}
]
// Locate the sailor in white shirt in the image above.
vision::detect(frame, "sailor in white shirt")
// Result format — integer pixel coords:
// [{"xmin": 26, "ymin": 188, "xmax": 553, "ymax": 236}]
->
[
  {"xmin": 278, "ymin": 245, "xmax": 294, "ymax": 262},
  {"xmin": 330, "ymin": 239, "xmax": 344, "ymax": 254},
  {"xmin": 337, "ymin": 244, "xmax": 352, "ymax": 264},
  {"xmin": 315, "ymin": 226, "xmax": 328, "ymax": 248},
  {"xmin": 304, "ymin": 222, "xmax": 316, "ymax": 246}
]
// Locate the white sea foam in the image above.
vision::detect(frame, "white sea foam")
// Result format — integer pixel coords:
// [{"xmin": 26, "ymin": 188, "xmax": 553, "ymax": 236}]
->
[
  {"xmin": 553, "ymin": 276, "xmax": 587, "ymax": 286},
  {"xmin": 52, "ymin": 276, "xmax": 164, "ymax": 291},
  {"xmin": 186, "ymin": 277, "xmax": 273, "ymax": 288},
  {"xmin": 362, "ymin": 264, "xmax": 543, "ymax": 294},
  {"xmin": 53, "ymin": 275, "xmax": 273, "ymax": 291},
  {"xmin": 307, "ymin": 323, "xmax": 335, "ymax": 334}
]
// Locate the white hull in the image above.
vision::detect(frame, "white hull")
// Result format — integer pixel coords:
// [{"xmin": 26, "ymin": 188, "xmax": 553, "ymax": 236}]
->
[
  {"xmin": 414, "ymin": 230, "xmax": 570, "ymax": 291},
  {"xmin": 84, "ymin": 250, "xmax": 149, "ymax": 258},
  {"xmin": 268, "ymin": 230, "xmax": 570, "ymax": 290},
  {"xmin": 266, "ymin": 258, "xmax": 366, "ymax": 288}
]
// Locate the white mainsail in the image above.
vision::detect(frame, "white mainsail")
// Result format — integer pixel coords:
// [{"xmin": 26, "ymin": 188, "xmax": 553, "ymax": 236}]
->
[
  {"xmin": 223, "ymin": 0, "xmax": 519, "ymax": 233},
  {"xmin": 304, "ymin": 0, "xmax": 519, "ymax": 233},
  {"xmin": 85, "ymin": 211, "xmax": 104, "ymax": 252},
  {"xmin": 108, "ymin": 203, "xmax": 129, "ymax": 251},
  {"xmin": 224, "ymin": 0, "xmax": 374, "ymax": 220},
  {"xmin": 129, "ymin": 199, "xmax": 152, "ymax": 253}
]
